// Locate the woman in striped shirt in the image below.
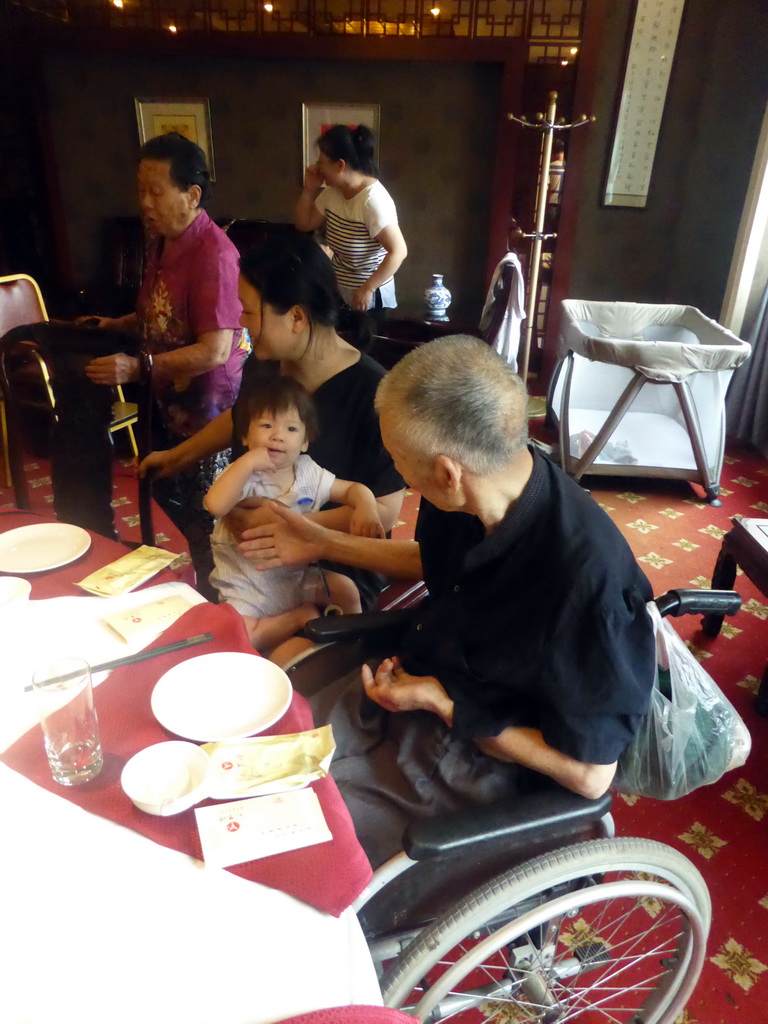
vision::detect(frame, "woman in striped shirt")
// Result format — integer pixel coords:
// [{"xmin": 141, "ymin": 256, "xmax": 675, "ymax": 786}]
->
[{"xmin": 295, "ymin": 124, "xmax": 407, "ymax": 313}]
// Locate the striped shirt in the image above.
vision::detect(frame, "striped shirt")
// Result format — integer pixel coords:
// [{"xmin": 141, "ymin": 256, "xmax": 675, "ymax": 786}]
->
[{"xmin": 315, "ymin": 181, "xmax": 398, "ymax": 308}]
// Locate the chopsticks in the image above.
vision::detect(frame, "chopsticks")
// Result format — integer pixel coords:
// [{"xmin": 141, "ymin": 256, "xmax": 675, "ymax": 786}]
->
[{"xmin": 24, "ymin": 632, "xmax": 214, "ymax": 690}]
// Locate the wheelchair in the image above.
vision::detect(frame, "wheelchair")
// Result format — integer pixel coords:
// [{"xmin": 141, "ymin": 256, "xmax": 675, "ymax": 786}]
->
[{"xmin": 289, "ymin": 587, "xmax": 742, "ymax": 1023}]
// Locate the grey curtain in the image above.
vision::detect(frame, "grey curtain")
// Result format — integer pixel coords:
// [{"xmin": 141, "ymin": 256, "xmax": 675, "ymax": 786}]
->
[{"xmin": 726, "ymin": 279, "xmax": 768, "ymax": 450}]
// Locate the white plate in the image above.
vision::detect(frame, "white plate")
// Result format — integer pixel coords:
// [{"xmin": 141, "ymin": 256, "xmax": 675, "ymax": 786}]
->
[
  {"xmin": 150, "ymin": 652, "xmax": 293, "ymax": 743},
  {"xmin": 0, "ymin": 523, "xmax": 91, "ymax": 574}
]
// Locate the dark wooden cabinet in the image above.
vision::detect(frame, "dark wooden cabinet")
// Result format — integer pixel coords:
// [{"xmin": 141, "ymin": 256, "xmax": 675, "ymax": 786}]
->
[{"xmin": 370, "ymin": 316, "xmax": 483, "ymax": 370}]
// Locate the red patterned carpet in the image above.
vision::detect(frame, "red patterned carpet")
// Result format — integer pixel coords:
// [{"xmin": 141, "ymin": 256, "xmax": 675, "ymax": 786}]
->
[
  {"xmin": 3, "ymin": 432, "xmax": 768, "ymax": 1022},
  {"xmin": 572, "ymin": 445, "xmax": 768, "ymax": 1024}
]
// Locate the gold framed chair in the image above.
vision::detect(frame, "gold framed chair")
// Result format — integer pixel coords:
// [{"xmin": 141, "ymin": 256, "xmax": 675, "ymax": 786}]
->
[
  {"xmin": 0, "ymin": 273, "xmax": 139, "ymax": 473},
  {"xmin": 0, "ymin": 274, "xmax": 51, "ymax": 489},
  {"xmin": 0, "ymin": 276, "xmax": 154, "ymax": 542},
  {"xmin": 0, "ymin": 396, "xmax": 10, "ymax": 488}
]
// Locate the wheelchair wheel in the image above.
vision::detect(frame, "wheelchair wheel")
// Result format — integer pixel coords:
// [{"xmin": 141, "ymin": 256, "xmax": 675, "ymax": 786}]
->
[{"xmin": 380, "ymin": 837, "xmax": 710, "ymax": 1023}]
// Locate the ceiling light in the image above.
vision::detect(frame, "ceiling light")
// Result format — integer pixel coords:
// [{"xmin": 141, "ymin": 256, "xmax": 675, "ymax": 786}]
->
[
  {"xmin": 570, "ymin": 47, "xmax": 578, "ymax": 55},
  {"xmin": 112, "ymin": 0, "xmax": 123, "ymax": 7},
  {"xmin": 168, "ymin": 23, "xmax": 177, "ymax": 32},
  {"xmin": 561, "ymin": 59, "xmax": 568, "ymax": 65},
  {"xmin": 430, "ymin": 6, "xmax": 440, "ymax": 15},
  {"xmin": 263, "ymin": 2, "xmax": 273, "ymax": 9}
]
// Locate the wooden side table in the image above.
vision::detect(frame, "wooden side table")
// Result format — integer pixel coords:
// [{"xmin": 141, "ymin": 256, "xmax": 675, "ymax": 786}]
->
[
  {"xmin": 702, "ymin": 517, "xmax": 768, "ymax": 715},
  {"xmin": 369, "ymin": 316, "xmax": 483, "ymax": 370}
]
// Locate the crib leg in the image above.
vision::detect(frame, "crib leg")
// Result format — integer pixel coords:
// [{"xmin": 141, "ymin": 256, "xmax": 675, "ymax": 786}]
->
[{"xmin": 675, "ymin": 382, "xmax": 723, "ymax": 507}]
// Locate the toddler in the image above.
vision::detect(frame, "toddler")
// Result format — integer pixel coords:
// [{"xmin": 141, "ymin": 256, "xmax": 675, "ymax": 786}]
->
[{"xmin": 205, "ymin": 375, "xmax": 384, "ymax": 653}]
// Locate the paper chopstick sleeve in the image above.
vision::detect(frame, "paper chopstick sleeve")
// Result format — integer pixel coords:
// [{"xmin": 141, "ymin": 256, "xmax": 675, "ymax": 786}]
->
[
  {"xmin": 202, "ymin": 726, "xmax": 336, "ymax": 799},
  {"xmin": 101, "ymin": 594, "xmax": 196, "ymax": 644},
  {"xmin": 76, "ymin": 545, "xmax": 180, "ymax": 597}
]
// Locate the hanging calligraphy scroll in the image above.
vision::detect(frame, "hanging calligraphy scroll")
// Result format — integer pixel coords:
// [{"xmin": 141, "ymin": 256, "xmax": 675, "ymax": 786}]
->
[{"xmin": 603, "ymin": 0, "xmax": 685, "ymax": 208}]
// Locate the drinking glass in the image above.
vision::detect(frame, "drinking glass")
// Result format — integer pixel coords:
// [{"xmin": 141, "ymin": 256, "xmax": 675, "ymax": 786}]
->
[{"xmin": 31, "ymin": 658, "xmax": 103, "ymax": 786}]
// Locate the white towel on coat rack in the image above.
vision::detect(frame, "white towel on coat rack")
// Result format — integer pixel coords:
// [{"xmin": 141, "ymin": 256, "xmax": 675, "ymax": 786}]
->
[{"xmin": 479, "ymin": 251, "xmax": 526, "ymax": 371}]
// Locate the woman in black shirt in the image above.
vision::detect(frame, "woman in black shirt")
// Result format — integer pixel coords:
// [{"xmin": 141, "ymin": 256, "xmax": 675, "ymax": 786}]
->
[{"xmin": 140, "ymin": 233, "xmax": 405, "ymax": 619}]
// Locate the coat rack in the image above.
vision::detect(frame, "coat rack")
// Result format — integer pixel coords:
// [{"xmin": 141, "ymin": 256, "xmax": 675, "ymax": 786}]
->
[{"xmin": 508, "ymin": 91, "xmax": 593, "ymax": 384}]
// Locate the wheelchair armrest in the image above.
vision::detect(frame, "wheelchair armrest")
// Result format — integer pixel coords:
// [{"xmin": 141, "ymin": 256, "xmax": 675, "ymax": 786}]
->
[
  {"xmin": 402, "ymin": 789, "xmax": 613, "ymax": 860},
  {"xmin": 304, "ymin": 609, "xmax": 412, "ymax": 644},
  {"xmin": 655, "ymin": 588, "xmax": 741, "ymax": 618}
]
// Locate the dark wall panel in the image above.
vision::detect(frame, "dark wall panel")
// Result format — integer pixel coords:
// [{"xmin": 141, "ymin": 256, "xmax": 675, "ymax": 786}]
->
[
  {"xmin": 43, "ymin": 53, "xmax": 501, "ymax": 320},
  {"xmin": 569, "ymin": 0, "xmax": 768, "ymax": 320}
]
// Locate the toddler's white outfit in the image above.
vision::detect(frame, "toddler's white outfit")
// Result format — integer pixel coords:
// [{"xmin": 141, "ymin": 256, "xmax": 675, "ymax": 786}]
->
[{"xmin": 209, "ymin": 453, "xmax": 334, "ymax": 617}]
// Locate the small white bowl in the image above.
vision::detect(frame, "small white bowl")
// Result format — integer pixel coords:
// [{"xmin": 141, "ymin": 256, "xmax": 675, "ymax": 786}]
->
[
  {"xmin": 0, "ymin": 576, "xmax": 32, "ymax": 608},
  {"xmin": 0, "ymin": 577, "xmax": 31, "ymax": 643},
  {"xmin": 121, "ymin": 741, "xmax": 210, "ymax": 816}
]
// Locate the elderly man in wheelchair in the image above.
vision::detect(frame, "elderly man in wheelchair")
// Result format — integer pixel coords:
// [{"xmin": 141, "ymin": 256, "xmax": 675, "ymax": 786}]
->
[{"xmin": 245, "ymin": 336, "xmax": 731, "ymax": 1023}]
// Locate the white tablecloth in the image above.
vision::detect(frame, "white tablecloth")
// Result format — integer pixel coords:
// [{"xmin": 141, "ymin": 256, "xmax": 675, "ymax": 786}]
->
[{"xmin": 0, "ymin": 588, "xmax": 382, "ymax": 1024}]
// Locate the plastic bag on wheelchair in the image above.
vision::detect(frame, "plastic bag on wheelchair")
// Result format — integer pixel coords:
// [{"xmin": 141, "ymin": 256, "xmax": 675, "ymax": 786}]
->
[{"xmin": 614, "ymin": 602, "xmax": 751, "ymax": 800}]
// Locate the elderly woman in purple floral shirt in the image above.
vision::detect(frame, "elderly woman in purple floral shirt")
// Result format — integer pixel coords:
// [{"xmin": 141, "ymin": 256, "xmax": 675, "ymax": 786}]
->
[{"xmin": 84, "ymin": 132, "xmax": 247, "ymax": 594}]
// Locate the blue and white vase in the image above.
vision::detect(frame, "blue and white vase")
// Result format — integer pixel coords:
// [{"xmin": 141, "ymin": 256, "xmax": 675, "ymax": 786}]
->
[{"xmin": 424, "ymin": 274, "xmax": 451, "ymax": 321}]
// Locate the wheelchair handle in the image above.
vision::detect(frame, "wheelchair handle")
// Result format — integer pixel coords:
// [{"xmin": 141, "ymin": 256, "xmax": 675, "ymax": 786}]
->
[{"xmin": 654, "ymin": 588, "xmax": 741, "ymax": 618}]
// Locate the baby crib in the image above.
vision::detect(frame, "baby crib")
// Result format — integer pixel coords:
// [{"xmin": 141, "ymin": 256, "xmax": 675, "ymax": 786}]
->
[{"xmin": 547, "ymin": 300, "xmax": 751, "ymax": 505}]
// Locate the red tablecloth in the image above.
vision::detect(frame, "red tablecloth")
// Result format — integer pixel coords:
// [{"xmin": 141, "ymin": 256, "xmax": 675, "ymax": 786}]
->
[
  {"xmin": 0, "ymin": 509, "xmax": 192, "ymax": 595},
  {"xmin": 276, "ymin": 1009, "xmax": 417, "ymax": 1024},
  {"xmin": 1, "ymin": 601, "xmax": 373, "ymax": 916}
]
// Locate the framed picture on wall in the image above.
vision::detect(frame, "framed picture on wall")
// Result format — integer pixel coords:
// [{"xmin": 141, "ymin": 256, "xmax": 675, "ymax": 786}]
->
[
  {"xmin": 302, "ymin": 102, "xmax": 380, "ymax": 177},
  {"xmin": 135, "ymin": 97, "xmax": 216, "ymax": 181}
]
